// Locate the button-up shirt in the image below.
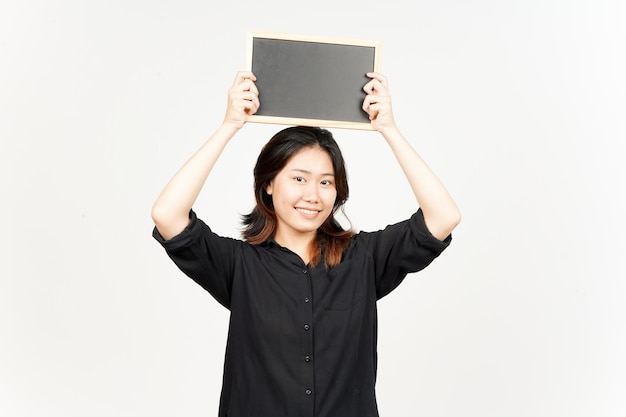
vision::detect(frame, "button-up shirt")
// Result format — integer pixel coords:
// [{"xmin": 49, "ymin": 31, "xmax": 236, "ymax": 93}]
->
[{"xmin": 153, "ymin": 208, "xmax": 451, "ymax": 417}]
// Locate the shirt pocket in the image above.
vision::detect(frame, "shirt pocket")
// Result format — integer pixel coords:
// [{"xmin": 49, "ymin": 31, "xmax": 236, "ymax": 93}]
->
[{"xmin": 323, "ymin": 260, "xmax": 366, "ymax": 311}]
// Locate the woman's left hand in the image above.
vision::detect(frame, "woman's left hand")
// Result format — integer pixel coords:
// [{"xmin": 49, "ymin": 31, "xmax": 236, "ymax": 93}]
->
[{"xmin": 362, "ymin": 72, "xmax": 397, "ymax": 133}]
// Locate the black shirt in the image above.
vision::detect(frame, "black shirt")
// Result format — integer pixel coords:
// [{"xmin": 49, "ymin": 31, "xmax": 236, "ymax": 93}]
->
[{"xmin": 153, "ymin": 209, "xmax": 451, "ymax": 417}]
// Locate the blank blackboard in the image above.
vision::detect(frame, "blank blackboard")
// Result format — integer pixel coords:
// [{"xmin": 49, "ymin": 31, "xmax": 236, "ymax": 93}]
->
[{"xmin": 246, "ymin": 32, "xmax": 381, "ymax": 130}]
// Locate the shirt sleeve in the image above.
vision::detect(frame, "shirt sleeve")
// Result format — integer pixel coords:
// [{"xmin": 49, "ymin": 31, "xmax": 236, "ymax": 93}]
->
[
  {"xmin": 152, "ymin": 210, "xmax": 240, "ymax": 309},
  {"xmin": 358, "ymin": 208, "xmax": 452, "ymax": 300}
]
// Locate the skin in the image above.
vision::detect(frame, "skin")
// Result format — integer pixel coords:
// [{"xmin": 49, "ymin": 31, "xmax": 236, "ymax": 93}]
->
[
  {"xmin": 265, "ymin": 146, "xmax": 337, "ymax": 262},
  {"xmin": 152, "ymin": 71, "xmax": 460, "ymax": 255}
]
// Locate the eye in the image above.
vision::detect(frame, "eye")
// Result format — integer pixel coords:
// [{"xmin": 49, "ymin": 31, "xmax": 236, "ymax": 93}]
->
[
  {"xmin": 294, "ymin": 176, "xmax": 305, "ymax": 183},
  {"xmin": 321, "ymin": 179, "xmax": 334, "ymax": 186}
]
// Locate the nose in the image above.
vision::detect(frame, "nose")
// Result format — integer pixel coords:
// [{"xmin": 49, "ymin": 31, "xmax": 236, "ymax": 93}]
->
[{"xmin": 303, "ymin": 182, "xmax": 320, "ymax": 203}]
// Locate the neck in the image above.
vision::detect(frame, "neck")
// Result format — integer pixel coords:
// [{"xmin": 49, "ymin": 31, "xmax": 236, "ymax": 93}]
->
[{"xmin": 274, "ymin": 230, "xmax": 317, "ymax": 265}]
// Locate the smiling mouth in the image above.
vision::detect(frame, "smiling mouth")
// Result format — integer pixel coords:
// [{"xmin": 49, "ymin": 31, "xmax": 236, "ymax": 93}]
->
[{"xmin": 295, "ymin": 207, "xmax": 320, "ymax": 216}]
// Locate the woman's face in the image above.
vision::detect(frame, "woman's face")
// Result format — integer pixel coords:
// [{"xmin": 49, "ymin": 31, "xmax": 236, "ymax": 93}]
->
[{"xmin": 265, "ymin": 146, "xmax": 337, "ymax": 243}]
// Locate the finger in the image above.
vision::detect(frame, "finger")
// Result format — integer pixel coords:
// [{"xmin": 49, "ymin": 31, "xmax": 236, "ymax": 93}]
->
[
  {"xmin": 233, "ymin": 71, "xmax": 257, "ymax": 89},
  {"xmin": 362, "ymin": 93, "xmax": 390, "ymax": 111},
  {"xmin": 234, "ymin": 70, "xmax": 256, "ymax": 82},
  {"xmin": 362, "ymin": 79, "xmax": 377, "ymax": 95},
  {"xmin": 362, "ymin": 97, "xmax": 378, "ymax": 118},
  {"xmin": 238, "ymin": 78, "xmax": 260, "ymax": 95},
  {"xmin": 363, "ymin": 80, "xmax": 387, "ymax": 96},
  {"xmin": 366, "ymin": 72, "xmax": 388, "ymax": 87},
  {"xmin": 231, "ymin": 90, "xmax": 259, "ymax": 105},
  {"xmin": 247, "ymin": 80, "xmax": 259, "ymax": 95},
  {"xmin": 365, "ymin": 73, "xmax": 390, "ymax": 95},
  {"xmin": 240, "ymin": 96, "xmax": 260, "ymax": 116},
  {"xmin": 364, "ymin": 103, "xmax": 381, "ymax": 120},
  {"xmin": 230, "ymin": 80, "xmax": 259, "ymax": 98},
  {"xmin": 232, "ymin": 92, "xmax": 260, "ymax": 113},
  {"xmin": 246, "ymin": 91, "xmax": 260, "ymax": 111},
  {"xmin": 362, "ymin": 94, "xmax": 379, "ymax": 111}
]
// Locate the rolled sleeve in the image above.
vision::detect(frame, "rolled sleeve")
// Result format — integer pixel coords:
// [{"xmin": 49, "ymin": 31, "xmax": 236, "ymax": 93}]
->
[
  {"xmin": 408, "ymin": 208, "xmax": 452, "ymax": 253},
  {"xmin": 153, "ymin": 210, "xmax": 238, "ymax": 309},
  {"xmin": 360, "ymin": 208, "xmax": 452, "ymax": 299}
]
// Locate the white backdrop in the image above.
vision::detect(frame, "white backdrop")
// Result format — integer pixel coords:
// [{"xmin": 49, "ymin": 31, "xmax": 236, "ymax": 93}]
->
[{"xmin": 2, "ymin": 0, "xmax": 625, "ymax": 416}]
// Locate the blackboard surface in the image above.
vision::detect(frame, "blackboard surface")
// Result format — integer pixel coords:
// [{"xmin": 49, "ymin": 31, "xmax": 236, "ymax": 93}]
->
[{"xmin": 246, "ymin": 33, "xmax": 381, "ymax": 130}]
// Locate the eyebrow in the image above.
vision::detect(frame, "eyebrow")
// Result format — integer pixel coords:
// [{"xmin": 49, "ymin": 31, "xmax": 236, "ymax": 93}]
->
[{"xmin": 290, "ymin": 169, "xmax": 335, "ymax": 177}]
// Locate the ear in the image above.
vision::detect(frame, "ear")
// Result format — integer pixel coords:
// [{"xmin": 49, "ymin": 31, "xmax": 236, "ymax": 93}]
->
[{"xmin": 265, "ymin": 181, "xmax": 273, "ymax": 195}]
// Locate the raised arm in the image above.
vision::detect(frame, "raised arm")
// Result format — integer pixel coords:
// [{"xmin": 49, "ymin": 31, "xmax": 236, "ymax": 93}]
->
[
  {"xmin": 151, "ymin": 71, "xmax": 260, "ymax": 240},
  {"xmin": 362, "ymin": 72, "xmax": 461, "ymax": 241}
]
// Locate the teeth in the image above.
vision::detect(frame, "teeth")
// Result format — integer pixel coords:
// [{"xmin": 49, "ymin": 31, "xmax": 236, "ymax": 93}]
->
[{"xmin": 296, "ymin": 208, "xmax": 318, "ymax": 215}]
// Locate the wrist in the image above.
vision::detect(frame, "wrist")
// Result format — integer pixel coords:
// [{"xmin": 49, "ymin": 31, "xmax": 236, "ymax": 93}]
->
[
  {"xmin": 378, "ymin": 124, "xmax": 401, "ymax": 140},
  {"xmin": 218, "ymin": 120, "xmax": 243, "ymax": 136}
]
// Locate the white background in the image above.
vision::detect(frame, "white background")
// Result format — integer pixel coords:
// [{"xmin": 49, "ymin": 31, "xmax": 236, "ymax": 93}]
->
[{"xmin": 1, "ymin": 0, "xmax": 625, "ymax": 416}]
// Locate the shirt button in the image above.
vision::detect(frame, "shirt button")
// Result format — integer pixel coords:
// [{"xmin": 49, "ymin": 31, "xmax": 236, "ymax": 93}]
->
[
  {"xmin": 304, "ymin": 297, "xmax": 310, "ymax": 303},
  {"xmin": 303, "ymin": 269, "xmax": 308, "ymax": 274},
  {"xmin": 305, "ymin": 389, "xmax": 312, "ymax": 395},
  {"xmin": 305, "ymin": 355, "xmax": 311, "ymax": 362},
  {"xmin": 303, "ymin": 324, "xmax": 310, "ymax": 331}
]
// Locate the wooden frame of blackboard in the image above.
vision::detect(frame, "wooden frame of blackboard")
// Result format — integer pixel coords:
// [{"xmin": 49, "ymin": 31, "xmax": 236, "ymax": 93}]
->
[{"xmin": 245, "ymin": 32, "xmax": 382, "ymax": 130}]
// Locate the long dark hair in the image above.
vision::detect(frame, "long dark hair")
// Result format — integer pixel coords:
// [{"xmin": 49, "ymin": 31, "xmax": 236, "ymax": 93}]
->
[{"xmin": 242, "ymin": 126, "xmax": 354, "ymax": 267}]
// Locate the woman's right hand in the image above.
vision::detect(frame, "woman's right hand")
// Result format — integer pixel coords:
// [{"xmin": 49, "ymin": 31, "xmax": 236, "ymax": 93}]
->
[{"xmin": 223, "ymin": 71, "xmax": 260, "ymax": 129}]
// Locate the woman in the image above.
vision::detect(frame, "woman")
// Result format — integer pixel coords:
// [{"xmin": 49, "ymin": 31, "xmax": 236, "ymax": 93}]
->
[{"xmin": 152, "ymin": 71, "xmax": 461, "ymax": 417}]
